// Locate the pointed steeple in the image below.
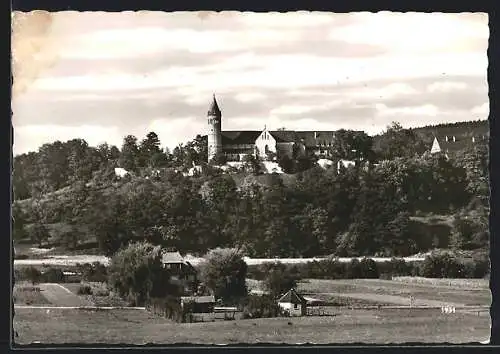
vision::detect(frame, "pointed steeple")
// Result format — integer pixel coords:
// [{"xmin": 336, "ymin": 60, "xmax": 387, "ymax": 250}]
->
[
  {"xmin": 207, "ymin": 93, "xmax": 221, "ymax": 116},
  {"xmin": 431, "ymin": 136, "xmax": 442, "ymax": 154}
]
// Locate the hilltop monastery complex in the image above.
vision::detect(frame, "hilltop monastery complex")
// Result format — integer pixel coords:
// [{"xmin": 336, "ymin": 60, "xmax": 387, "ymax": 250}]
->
[{"xmin": 206, "ymin": 95, "xmax": 348, "ymax": 162}]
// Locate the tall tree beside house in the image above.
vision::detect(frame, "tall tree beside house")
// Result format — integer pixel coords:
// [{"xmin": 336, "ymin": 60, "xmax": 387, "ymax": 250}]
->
[
  {"xmin": 107, "ymin": 241, "xmax": 177, "ymax": 305},
  {"xmin": 200, "ymin": 248, "xmax": 248, "ymax": 303},
  {"xmin": 262, "ymin": 262, "xmax": 300, "ymax": 298}
]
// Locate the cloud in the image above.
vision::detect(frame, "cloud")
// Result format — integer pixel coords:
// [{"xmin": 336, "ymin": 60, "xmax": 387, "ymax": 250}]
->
[
  {"xmin": 14, "ymin": 124, "xmax": 123, "ymax": 153},
  {"xmin": 12, "ymin": 11, "xmax": 488, "ymax": 155},
  {"xmin": 329, "ymin": 12, "xmax": 488, "ymax": 55},
  {"xmin": 471, "ymin": 102, "xmax": 489, "ymax": 116},
  {"xmin": 427, "ymin": 81, "xmax": 468, "ymax": 93}
]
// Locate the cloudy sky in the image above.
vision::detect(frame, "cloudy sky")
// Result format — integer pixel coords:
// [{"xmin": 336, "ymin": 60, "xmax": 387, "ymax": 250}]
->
[{"xmin": 12, "ymin": 11, "xmax": 488, "ymax": 155}]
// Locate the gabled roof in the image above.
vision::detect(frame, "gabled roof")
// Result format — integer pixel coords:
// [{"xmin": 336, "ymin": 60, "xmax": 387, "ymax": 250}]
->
[
  {"xmin": 221, "ymin": 130, "xmax": 262, "ymax": 145},
  {"xmin": 431, "ymin": 137, "xmax": 442, "ymax": 154},
  {"xmin": 269, "ymin": 130, "xmax": 298, "ymax": 143},
  {"xmin": 278, "ymin": 288, "xmax": 306, "ymax": 304},
  {"xmin": 181, "ymin": 295, "xmax": 215, "ymax": 303},
  {"xmin": 162, "ymin": 251, "xmax": 184, "ymax": 264}
]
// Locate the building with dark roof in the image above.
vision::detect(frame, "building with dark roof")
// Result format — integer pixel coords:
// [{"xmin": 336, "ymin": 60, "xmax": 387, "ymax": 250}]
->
[
  {"xmin": 277, "ymin": 288, "xmax": 307, "ymax": 316},
  {"xmin": 162, "ymin": 251, "xmax": 198, "ymax": 294},
  {"xmin": 206, "ymin": 95, "xmax": 343, "ymax": 162}
]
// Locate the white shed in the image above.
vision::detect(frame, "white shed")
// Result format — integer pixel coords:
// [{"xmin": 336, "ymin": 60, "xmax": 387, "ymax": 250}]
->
[{"xmin": 277, "ymin": 288, "xmax": 307, "ymax": 317}]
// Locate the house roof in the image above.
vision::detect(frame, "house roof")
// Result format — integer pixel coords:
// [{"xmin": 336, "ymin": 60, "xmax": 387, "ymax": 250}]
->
[
  {"xmin": 221, "ymin": 131, "xmax": 262, "ymax": 145},
  {"xmin": 218, "ymin": 130, "xmax": 375, "ymax": 147},
  {"xmin": 181, "ymin": 295, "xmax": 216, "ymax": 303},
  {"xmin": 278, "ymin": 288, "xmax": 307, "ymax": 304},
  {"xmin": 269, "ymin": 130, "xmax": 298, "ymax": 143},
  {"xmin": 162, "ymin": 251, "xmax": 184, "ymax": 264}
]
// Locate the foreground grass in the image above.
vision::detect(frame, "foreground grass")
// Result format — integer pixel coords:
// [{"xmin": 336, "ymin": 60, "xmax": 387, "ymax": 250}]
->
[
  {"xmin": 14, "ymin": 307, "xmax": 489, "ymax": 345},
  {"xmin": 13, "ymin": 282, "xmax": 52, "ymax": 306}
]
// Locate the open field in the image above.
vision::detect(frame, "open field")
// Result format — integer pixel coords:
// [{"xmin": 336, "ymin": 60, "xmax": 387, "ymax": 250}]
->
[
  {"xmin": 13, "ymin": 307, "xmax": 489, "ymax": 345},
  {"xmin": 392, "ymin": 276, "xmax": 489, "ymax": 289},
  {"xmin": 297, "ymin": 279, "xmax": 491, "ymax": 307}
]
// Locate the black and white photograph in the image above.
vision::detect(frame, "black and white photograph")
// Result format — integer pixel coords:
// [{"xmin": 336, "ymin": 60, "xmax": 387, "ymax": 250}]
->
[{"xmin": 11, "ymin": 10, "xmax": 491, "ymax": 345}]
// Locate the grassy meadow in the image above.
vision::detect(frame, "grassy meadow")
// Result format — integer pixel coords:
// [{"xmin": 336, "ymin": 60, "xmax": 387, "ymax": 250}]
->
[{"xmin": 13, "ymin": 306, "xmax": 490, "ymax": 345}]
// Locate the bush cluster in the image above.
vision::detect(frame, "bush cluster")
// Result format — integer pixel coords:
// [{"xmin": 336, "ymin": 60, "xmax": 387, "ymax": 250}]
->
[
  {"xmin": 145, "ymin": 296, "xmax": 194, "ymax": 323},
  {"xmin": 246, "ymin": 254, "xmax": 489, "ymax": 282},
  {"xmin": 76, "ymin": 262, "xmax": 108, "ymax": 282},
  {"xmin": 241, "ymin": 295, "xmax": 281, "ymax": 319},
  {"xmin": 77, "ymin": 284, "xmax": 93, "ymax": 295},
  {"xmin": 14, "ymin": 266, "xmax": 67, "ymax": 284}
]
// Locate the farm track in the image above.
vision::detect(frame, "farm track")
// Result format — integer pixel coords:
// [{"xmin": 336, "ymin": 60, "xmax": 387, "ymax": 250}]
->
[
  {"xmin": 38, "ymin": 283, "xmax": 92, "ymax": 307},
  {"xmin": 299, "ymin": 279, "xmax": 490, "ymax": 305},
  {"xmin": 307, "ymin": 292, "xmax": 467, "ymax": 307}
]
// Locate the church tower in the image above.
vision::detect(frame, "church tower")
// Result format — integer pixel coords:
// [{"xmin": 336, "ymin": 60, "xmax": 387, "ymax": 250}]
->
[{"xmin": 207, "ymin": 94, "xmax": 222, "ymax": 162}]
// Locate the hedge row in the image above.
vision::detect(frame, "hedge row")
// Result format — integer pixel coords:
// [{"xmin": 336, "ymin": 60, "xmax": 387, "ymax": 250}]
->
[
  {"xmin": 145, "ymin": 296, "xmax": 195, "ymax": 323},
  {"xmin": 14, "ymin": 266, "xmax": 68, "ymax": 283},
  {"xmin": 246, "ymin": 253, "xmax": 490, "ymax": 281},
  {"xmin": 14, "ymin": 262, "xmax": 108, "ymax": 284}
]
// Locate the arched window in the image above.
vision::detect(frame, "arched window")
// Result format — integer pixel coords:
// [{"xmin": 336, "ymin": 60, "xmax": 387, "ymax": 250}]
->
[{"xmin": 265, "ymin": 145, "xmax": 270, "ymax": 154}]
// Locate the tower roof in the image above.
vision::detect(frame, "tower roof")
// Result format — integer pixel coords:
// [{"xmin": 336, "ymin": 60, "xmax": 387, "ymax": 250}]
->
[
  {"xmin": 208, "ymin": 94, "xmax": 221, "ymax": 116},
  {"xmin": 431, "ymin": 136, "xmax": 442, "ymax": 154}
]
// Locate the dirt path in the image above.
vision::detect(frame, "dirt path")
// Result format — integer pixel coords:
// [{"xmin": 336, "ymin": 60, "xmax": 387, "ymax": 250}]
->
[
  {"xmin": 311, "ymin": 292, "xmax": 467, "ymax": 307},
  {"xmin": 39, "ymin": 283, "xmax": 92, "ymax": 307}
]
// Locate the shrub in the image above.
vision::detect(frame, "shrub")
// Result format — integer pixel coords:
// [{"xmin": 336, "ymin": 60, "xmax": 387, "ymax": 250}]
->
[
  {"xmin": 345, "ymin": 259, "xmax": 363, "ymax": 279},
  {"xmin": 77, "ymin": 262, "xmax": 108, "ymax": 282},
  {"xmin": 41, "ymin": 267, "xmax": 65, "ymax": 283},
  {"xmin": 77, "ymin": 284, "xmax": 93, "ymax": 295},
  {"xmin": 146, "ymin": 296, "xmax": 192, "ymax": 322},
  {"xmin": 419, "ymin": 253, "xmax": 465, "ymax": 278},
  {"xmin": 241, "ymin": 295, "xmax": 280, "ymax": 319},
  {"xmin": 378, "ymin": 258, "xmax": 412, "ymax": 278},
  {"xmin": 17, "ymin": 266, "xmax": 42, "ymax": 284},
  {"xmin": 358, "ymin": 258, "xmax": 379, "ymax": 278},
  {"xmin": 261, "ymin": 262, "xmax": 300, "ymax": 298},
  {"xmin": 463, "ymin": 254, "xmax": 490, "ymax": 278}
]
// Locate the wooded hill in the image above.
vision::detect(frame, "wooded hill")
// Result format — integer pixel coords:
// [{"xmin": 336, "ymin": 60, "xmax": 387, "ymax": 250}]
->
[{"xmin": 12, "ymin": 120, "xmax": 489, "ymax": 259}]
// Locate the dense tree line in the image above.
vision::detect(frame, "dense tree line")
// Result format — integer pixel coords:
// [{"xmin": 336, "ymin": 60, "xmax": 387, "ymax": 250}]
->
[
  {"xmin": 12, "ymin": 121, "xmax": 489, "ymax": 258},
  {"xmin": 12, "ymin": 133, "xmax": 208, "ymax": 201}
]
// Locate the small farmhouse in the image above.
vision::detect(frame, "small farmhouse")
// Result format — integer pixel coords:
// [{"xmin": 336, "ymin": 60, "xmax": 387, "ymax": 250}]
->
[
  {"xmin": 162, "ymin": 251, "xmax": 198, "ymax": 294},
  {"xmin": 277, "ymin": 288, "xmax": 307, "ymax": 317}
]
